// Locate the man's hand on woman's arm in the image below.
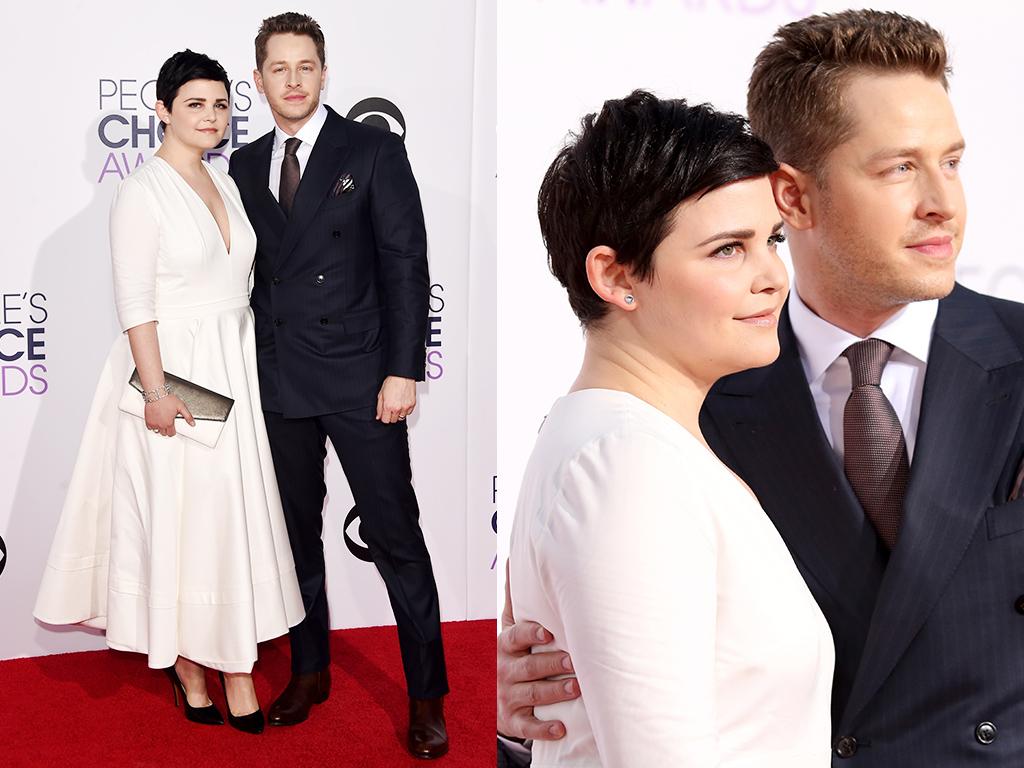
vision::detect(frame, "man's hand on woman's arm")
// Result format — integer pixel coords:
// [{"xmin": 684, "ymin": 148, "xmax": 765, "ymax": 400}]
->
[{"xmin": 497, "ymin": 560, "xmax": 581, "ymax": 741}]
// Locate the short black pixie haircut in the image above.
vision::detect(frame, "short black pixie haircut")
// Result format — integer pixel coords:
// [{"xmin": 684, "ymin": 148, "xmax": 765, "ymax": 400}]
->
[
  {"xmin": 538, "ymin": 90, "xmax": 778, "ymax": 327},
  {"xmin": 156, "ymin": 50, "xmax": 230, "ymax": 110}
]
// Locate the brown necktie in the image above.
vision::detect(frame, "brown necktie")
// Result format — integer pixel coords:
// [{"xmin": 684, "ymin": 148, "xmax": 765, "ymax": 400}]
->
[
  {"xmin": 279, "ymin": 137, "xmax": 302, "ymax": 215},
  {"xmin": 842, "ymin": 338, "xmax": 909, "ymax": 550}
]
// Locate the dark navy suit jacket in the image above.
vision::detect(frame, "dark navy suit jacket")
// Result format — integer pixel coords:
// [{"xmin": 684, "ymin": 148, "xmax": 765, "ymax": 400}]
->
[
  {"xmin": 701, "ymin": 284, "xmax": 1024, "ymax": 766},
  {"xmin": 229, "ymin": 106, "xmax": 429, "ymax": 418}
]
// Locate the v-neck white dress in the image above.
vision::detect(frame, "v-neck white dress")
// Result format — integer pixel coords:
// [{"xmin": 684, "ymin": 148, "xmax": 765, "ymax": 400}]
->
[{"xmin": 34, "ymin": 157, "xmax": 304, "ymax": 672}]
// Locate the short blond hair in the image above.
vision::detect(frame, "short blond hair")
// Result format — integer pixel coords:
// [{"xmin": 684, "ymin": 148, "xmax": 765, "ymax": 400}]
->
[{"xmin": 748, "ymin": 9, "xmax": 950, "ymax": 174}]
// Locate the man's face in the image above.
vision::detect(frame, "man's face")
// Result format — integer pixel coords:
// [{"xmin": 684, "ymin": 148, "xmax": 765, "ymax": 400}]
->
[
  {"xmin": 799, "ymin": 72, "xmax": 966, "ymax": 312},
  {"xmin": 254, "ymin": 33, "xmax": 327, "ymax": 126}
]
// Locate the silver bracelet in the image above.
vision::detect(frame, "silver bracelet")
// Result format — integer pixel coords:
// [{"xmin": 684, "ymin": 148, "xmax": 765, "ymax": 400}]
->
[{"xmin": 141, "ymin": 383, "xmax": 171, "ymax": 403}]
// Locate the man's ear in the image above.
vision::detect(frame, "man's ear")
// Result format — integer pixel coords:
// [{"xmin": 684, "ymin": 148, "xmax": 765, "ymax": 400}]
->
[
  {"xmin": 771, "ymin": 162, "xmax": 816, "ymax": 231},
  {"xmin": 253, "ymin": 68, "xmax": 265, "ymax": 95},
  {"xmin": 585, "ymin": 246, "xmax": 638, "ymax": 312}
]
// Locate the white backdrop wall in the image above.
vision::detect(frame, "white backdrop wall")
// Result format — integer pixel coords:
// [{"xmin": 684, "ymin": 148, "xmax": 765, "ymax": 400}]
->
[
  {"xmin": 0, "ymin": 0, "xmax": 496, "ymax": 662},
  {"xmin": 496, "ymin": 0, "xmax": 1024, "ymax": 607}
]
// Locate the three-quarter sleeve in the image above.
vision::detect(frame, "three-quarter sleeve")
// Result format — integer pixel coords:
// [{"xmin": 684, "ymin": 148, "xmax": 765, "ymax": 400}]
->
[
  {"xmin": 109, "ymin": 176, "xmax": 160, "ymax": 332},
  {"xmin": 535, "ymin": 429, "xmax": 722, "ymax": 766}
]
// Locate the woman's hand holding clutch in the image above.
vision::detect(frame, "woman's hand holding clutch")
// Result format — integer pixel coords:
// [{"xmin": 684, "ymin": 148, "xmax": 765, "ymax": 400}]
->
[{"xmin": 145, "ymin": 395, "xmax": 196, "ymax": 437}]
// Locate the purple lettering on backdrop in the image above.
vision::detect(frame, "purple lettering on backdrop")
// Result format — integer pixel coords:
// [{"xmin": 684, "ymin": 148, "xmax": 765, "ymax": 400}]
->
[
  {"xmin": 426, "ymin": 350, "xmax": 444, "ymax": 381},
  {"xmin": 1, "ymin": 366, "xmax": 27, "ymax": 396},
  {"xmin": 29, "ymin": 364, "xmax": 48, "ymax": 395},
  {"xmin": 97, "ymin": 153, "xmax": 126, "ymax": 183}
]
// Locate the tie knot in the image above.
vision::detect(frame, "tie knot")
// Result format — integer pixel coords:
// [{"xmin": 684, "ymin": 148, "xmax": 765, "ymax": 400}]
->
[
  {"xmin": 284, "ymin": 137, "xmax": 301, "ymax": 156},
  {"xmin": 843, "ymin": 338, "xmax": 894, "ymax": 388}
]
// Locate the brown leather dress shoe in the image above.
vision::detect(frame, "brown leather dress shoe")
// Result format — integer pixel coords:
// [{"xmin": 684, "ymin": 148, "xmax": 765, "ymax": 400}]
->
[
  {"xmin": 407, "ymin": 696, "xmax": 449, "ymax": 759},
  {"xmin": 267, "ymin": 669, "xmax": 331, "ymax": 726}
]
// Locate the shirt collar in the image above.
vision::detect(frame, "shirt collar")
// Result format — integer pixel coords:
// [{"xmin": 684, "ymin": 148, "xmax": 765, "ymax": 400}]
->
[
  {"xmin": 273, "ymin": 103, "xmax": 328, "ymax": 154},
  {"xmin": 788, "ymin": 282, "xmax": 938, "ymax": 384}
]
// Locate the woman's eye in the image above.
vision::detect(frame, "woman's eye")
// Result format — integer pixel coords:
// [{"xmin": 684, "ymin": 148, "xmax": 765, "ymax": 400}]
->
[
  {"xmin": 713, "ymin": 243, "xmax": 741, "ymax": 258},
  {"xmin": 768, "ymin": 233, "xmax": 787, "ymax": 247}
]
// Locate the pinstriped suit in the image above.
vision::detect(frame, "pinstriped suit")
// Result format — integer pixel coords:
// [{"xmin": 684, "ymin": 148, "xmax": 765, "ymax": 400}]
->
[
  {"xmin": 228, "ymin": 106, "xmax": 448, "ymax": 699},
  {"xmin": 701, "ymin": 284, "xmax": 1024, "ymax": 765}
]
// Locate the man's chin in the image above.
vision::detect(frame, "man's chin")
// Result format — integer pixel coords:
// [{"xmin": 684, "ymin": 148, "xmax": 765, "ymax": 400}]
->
[{"xmin": 889, "ymin": 272, "xmax": 957, "ymax": 304}]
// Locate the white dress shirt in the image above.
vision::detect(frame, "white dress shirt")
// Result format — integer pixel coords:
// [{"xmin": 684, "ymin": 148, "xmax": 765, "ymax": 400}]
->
[
  {"xmin": 268, "ymin": 103, "xmax": 329, "ymax": 198},
  {"xmin": 509, "ymin": 389, "xmax": 835, "ymax": 767},
  {"xmin": 788, "ymin": 285, "xmax": 938, "ymax": 463}
]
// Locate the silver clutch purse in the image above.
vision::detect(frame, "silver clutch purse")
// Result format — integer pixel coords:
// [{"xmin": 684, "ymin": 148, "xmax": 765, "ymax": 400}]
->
[{"xmin": 128, "ymin": 368, "xmax": 234, "ymax": 422}]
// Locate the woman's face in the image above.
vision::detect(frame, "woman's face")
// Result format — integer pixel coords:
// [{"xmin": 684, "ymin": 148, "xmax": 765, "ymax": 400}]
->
[
  {"xmin": 630, "ymin": 175, "xmax": 789, "ymax": 384},
  {"xmin": 158, "ymin": 79, "xmax": 230, "ymax": 151}
]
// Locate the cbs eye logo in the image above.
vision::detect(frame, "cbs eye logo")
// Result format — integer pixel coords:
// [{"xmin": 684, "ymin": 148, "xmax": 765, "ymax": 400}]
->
[
  {"xmin": 342, "ymin": 506, "xmax": 374, "ymax": 563},
  {"xmin": 0, "ymin": 534, "xmax": 6, "ymax": 578},
  {"xmin": 347, "ymin": 97, "xmax": 406, "ymax": 140}
]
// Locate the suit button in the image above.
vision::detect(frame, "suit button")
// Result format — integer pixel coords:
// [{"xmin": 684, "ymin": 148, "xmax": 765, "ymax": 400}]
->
[
  {"xmin": 976, "ymin": 722, "xmax": 997, "ymax": 745},
  {"xmin": 315, "ymin": 274, "xmax": 325, "ymax": 285},
  {"xmin": 320, "ymin": 317, "xmax": 328, "ymax": 325},
  {"xmin": 274, "ymin": 318, "xmax": 283, "ymax": 327},
  {"xmin": 332, "ymin": 230, "xmax": 341, "ymax": 238},
  {"xmin": 272, "ymin": 276, "xmax": 281, "ymax": 285},
  {"xmin": 1015, "ymin": 595, "xmax": 1024, "ymax": 614},
  {"xmin": 835, "ymin": 736, "xmax": 858, "ymax": 758}
]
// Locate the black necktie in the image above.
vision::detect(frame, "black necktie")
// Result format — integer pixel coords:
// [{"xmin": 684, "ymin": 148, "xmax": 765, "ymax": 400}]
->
[
  {"xmin": 279, "ymin": 137, "xmax": 302, "ymax": 216},
  {"xmin": 842, "ymin": 338, "xmax": 910, "ymax": 550}
]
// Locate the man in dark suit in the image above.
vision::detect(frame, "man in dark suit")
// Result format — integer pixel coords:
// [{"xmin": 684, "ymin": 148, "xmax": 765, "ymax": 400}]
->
[
  {"xmin": 229, "ymin": 13, "xmax": 448, "ymax": 758},
  {"xmin": 499, "ymin": 10, "xmax": 1024, "ymax": 766}
]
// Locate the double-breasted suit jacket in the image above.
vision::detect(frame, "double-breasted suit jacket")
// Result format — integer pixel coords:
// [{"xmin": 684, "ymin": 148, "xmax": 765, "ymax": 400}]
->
[
  {"xmin": 229, "ymin": 106, "xmax": 429, "ymax": 418},
  {"xmin": 227, "ymin": 106, "xmax": 447, "ymax": 699},
  {"xmin": 701, "ymin": 284, "xmax": 1024, "ymax": 765}
]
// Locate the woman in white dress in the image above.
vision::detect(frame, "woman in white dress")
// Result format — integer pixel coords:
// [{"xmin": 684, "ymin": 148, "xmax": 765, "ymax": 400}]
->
[
  {"xmin": 507, "ymin": 91, "xmax": 835, "ymax": 766},
  {"xmin": 33, "ymin": 51, "xmax": 304, "ymax": 733}
]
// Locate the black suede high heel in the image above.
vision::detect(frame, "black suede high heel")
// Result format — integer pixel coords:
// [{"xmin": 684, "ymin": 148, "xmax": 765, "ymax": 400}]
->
[
  {"xmin": 164, "ymin": 666, "xmax": 224, "ymax": 726},
  {"xmin": 219, "ymin": 671, "xmax": 265, "ymax": 734}
]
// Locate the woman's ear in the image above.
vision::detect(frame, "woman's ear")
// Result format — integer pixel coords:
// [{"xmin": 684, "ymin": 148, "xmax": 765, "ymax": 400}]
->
[
  {"xmin": 155, "ymin": 100, "xmax": 171, "ymax": 127},
  {"xmin": 585, "ymin": 245, "xmax": 638, "ymax": 311}
]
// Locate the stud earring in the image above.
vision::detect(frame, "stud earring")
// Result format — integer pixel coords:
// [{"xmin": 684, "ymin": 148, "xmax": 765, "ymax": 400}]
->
[{"xmin": 624, "ymin": 295, "xmax": 635, "ymax": 305}]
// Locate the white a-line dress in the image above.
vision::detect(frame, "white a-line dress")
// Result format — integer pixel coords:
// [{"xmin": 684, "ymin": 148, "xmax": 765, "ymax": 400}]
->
[
  {"xmin": 509, "ymin": 389, "xmax": 835, "ymax": 767},
  {"xmin": 34, "ymin": 157, "xmax": 305, "ymax": 672}
]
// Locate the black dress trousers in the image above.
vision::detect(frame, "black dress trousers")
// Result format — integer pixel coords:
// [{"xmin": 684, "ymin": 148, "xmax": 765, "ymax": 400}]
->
[{"xmin": 263, "ymin": 406, "xmax": 449, "ymax": 700}]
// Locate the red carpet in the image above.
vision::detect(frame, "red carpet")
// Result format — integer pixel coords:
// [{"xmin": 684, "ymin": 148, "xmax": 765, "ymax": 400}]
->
[{"xmin": 0, "ymin": 620, "xmax": 495, "ymax": 767}]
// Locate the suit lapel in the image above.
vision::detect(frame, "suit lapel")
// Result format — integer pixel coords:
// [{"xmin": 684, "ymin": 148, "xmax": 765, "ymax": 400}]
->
[
  {"xmin": 838, "ymin": 285, "xmax": 1024, "ymax": 730},
  {"xmin": 710, "ymin": 308, "xmax": 886, "ymax": 612},
  {"xmin": 235, "ymin": 131, "xmax": 286, "ymax": 233},
  {"xmin": 275, "ymin": 108, "xmax": 352, "ymax": 268}
]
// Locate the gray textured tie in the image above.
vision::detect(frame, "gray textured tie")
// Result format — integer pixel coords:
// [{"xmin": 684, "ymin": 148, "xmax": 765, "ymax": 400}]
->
[
  {"xmin": 842, "ymin": 338, "xmax": 909, "ymax": 550},
  {"xmin": 279, "ymin": 137, "xmax": 302, "ymax": 216}
]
